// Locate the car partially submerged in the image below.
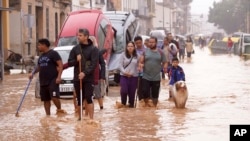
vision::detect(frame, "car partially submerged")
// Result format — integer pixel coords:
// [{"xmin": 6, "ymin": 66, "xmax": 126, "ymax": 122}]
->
[{"xmin": 104, "ymin": 11, "xmax": 140, "ymax": 82}]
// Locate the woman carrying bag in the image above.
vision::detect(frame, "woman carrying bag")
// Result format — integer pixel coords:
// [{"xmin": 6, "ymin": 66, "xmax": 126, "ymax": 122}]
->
[{"xmin": 119, "ymin": 41, "xmax": 139, "ymax": 108}]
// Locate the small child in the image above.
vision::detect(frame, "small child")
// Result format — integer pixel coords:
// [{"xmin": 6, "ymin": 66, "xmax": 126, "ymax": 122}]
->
[{"xmin": 168, "ymin": 57, "xmax": 185, "ymax": 98}]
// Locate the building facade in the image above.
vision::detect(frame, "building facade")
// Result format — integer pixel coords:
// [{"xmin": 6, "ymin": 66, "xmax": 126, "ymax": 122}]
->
[
  {"xmin": 153, "ymin": 0, "xmax": 192, "ymax": 35},
  {"xmin": 109, "ymin": 0, "xmax": 155, "ymax": 35},
  {"xmin": 72, "ymin": 0, "xmax": 106, "ymax": 11},
  {"xmin": 8, "ymin": 0, "xmax": 71, "ymax": 57}
]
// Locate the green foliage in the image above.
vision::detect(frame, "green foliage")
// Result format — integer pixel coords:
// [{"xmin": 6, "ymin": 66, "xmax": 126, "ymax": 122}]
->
[{"xmin": 208, "ymin": 0, "xmax": 249, "ymax": 34}]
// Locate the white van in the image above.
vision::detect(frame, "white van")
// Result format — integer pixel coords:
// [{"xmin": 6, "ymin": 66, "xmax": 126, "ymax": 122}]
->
[{"xmin": 239, "ymin": 33, "xmax": 250, "ymax": 59}]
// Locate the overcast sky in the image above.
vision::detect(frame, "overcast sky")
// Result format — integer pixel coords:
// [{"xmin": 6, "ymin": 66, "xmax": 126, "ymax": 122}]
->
[
  {"xmin": 190, "ymin": 0, "xmax": 221, "ymax": 15},
  {"xmin": 155, "ymin": 0, "xmax": 221, "ymax": 15}
]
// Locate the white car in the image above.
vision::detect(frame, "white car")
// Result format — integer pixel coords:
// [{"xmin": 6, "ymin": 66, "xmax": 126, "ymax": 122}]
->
[{"xmin": 35, "ymin": 45, "xmax": 109, "ymax": 98}]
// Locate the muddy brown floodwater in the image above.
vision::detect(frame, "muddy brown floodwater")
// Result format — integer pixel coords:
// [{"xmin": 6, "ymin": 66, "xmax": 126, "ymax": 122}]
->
[{"xmin": 1, "ymin": 47, "xmax": 250, "ymax": 141}]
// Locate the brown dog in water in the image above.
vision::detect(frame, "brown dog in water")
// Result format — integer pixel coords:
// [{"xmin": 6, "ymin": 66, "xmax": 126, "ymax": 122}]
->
[{"xmin": 172, "ymin": 81, "xmax": 188, "ymax": 108}]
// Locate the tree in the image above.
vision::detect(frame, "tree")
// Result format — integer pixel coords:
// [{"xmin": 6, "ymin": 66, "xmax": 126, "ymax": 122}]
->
[{"xmin": 208, "ymin": 0, "xmax": 249, "ymax": 34}]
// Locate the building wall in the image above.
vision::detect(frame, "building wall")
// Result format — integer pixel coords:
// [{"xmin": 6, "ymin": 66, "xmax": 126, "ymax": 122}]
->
[
  {"xmin": 122, "ymin": 0, "xmax": 138, "ymax": 11},
  {"xmin": 111, "ymin": 0, "xmax": 121, "ymax": 11},
  {"xmin": 153, "ymin": 2, "xmax": 171, "ymax": 32},
  {"xmin": 72, "ymin": 0, "xmax": 107, "ymax": 11},
  {"xmin": 9, "ymin": 0, "xmax": 71, "ymax": 56}
]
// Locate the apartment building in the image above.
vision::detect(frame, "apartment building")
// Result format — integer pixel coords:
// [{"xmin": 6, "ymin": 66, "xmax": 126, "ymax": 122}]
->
[
  {"xmin": 153, "ymin": 0, "xmax": 190, "ymax": 35},
  {"xmin": 109, "ymin": 0, "xmax": 155, "ymax": 35},
  {"xmin": 72, "ymin": 0, "xmax": 106, "ymax": 11},
  {"xmin": 7, "ymin": 0, "xmax": 71, "ymax": 57}
]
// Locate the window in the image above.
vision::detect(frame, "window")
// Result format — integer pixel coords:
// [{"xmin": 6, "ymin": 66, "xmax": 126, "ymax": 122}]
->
[
  {"xmin": 127, "ymin": 23, "xmax": 135, "ymax": 41},
  {"xmin": 96, "ymin": 0, "xmax": 105, "ymax": 4},
  {"xmin": 97, "ymin": 19, "xmax": 109, "ymax": 49},
  {"xmin": 46, "ymin": 8, "xmax": 49, "ymax": 38},
  {"xmin": 97, "ymin": 26, "xmax": 105, "ymax": 49},
  {"xmin": 55, "ymin": 12, "xmax": 58, "ymax": 40},
  {"xmin": 28, "ymin": 5, "xmax": 32, "ymax": 38},
  {"xmin": 100, "ymin": 0, "xmax": 105, "ymax": 4},
  {"xmin": 244, "ymin": 36, "xmax": 250, "ymax": 43}
]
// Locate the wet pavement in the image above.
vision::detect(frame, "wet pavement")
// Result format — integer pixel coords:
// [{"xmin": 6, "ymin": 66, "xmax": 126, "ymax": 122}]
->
[{"xmin": 0, "ymin": 47, "xmax": 250, "ymax": 141}]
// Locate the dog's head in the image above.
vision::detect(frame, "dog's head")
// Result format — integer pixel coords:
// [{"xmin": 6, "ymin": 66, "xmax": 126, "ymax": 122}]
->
[{"xmin": 175, "ymin": 81, "xmax": 187, "ymax": 91}]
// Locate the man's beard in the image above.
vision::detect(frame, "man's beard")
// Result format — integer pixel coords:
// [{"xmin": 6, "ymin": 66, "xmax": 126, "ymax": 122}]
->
[{"xmin": 150, "ymin": 45, "xmax": 157, "ymax": 49}]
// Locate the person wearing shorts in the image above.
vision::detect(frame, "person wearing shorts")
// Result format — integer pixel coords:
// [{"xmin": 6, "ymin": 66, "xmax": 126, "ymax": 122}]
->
[
  {"xmin": 68, "ymin": 28, "xmax": 99, "ymax": 120},
  {"xmin": 89, "ymin": 36, "xmax": 106, "ymax": 110},
  {"xmin": 29, "ymin": 38, "xmax": 65, "ymax": 115},
  {"xmin": 139, "ymin": 37, "xmax": 168, "ymax": 107}
]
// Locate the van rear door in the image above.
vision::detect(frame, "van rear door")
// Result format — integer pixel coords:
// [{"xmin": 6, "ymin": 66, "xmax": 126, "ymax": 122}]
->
[{"xmin": 241, "ymin": 34, "xmax": 250, "ymax": 59}]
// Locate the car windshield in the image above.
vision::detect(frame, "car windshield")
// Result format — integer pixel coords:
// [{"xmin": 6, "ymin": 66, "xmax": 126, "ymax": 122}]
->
[
  {"xmin": 57, "ymin": 36, "xmax": 78, "ymax": 46},
  {"xmin": 244, "ymin": 36, "xmax": 250, "ymax": 43},
  {"xmin": 56, "ymin": 50, "xmax": 71, "ymax": 64}
]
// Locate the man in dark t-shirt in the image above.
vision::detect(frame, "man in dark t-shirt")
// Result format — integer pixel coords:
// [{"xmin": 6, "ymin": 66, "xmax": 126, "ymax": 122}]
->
[{"xmin": 29, "ymin": 38, "xmax": 65, "ymax": 115}]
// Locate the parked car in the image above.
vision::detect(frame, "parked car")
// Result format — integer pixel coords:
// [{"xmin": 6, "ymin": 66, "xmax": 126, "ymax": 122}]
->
[
  {"xmin": 56, "ymin": 9, "xmax": 114, "ymax": 74},
  {"xmin": 104, "ymin": 11, "xmax": 140, "ymax": 83},
  {"xmin": 239, "ymin": 33, "xmax": 250, "ymax": 60},
  {"xmin": 55, "ymin": 9, "xmax": 114, "ymax": 90},
  {"xmin": 35, "ymin": 46, "xmax": 74, "ymax": 98}
]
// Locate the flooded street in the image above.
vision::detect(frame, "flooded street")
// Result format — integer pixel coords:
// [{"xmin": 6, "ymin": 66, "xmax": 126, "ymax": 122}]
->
[{"xmin": 0, "ymin": 47, "xmax": 250, "ymax": 141}]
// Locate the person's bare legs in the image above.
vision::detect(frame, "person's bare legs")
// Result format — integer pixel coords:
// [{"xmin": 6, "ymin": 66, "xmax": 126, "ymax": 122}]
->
[
  {"xmin": 44, "ymin": 101, "xmax": 51, "ymax": 115},
  {"xmin": 152, "ymin": 98, "xmax": 158, "ymax": 107},
  {"xmin": 77, "ymin": 106, "xmax": 81, "ymax": 119},
  {"xmin": 84, "ymin": 100, "xmax": 88, "ymax": 116},
  {"xmin": 73, "ymin": 91, "xmax": 77, "ymax": 112},
  {"xmin": 52, "ymin": 97, "xmax": 61, "ymax": 109},
  {"xmin": 97, "ymin": 98, "xmax": 103, "ymax": 109},
  {"xmin": 52, "ymin": 97, "xmax": 66, "ymax": 114},
  {"xmin": 86, "ymin": 103, "xmax": 94, "ymax": 119},
  {"xmin": 144, "ymin": 98, "xmax": 150, "ymax": 107}
]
